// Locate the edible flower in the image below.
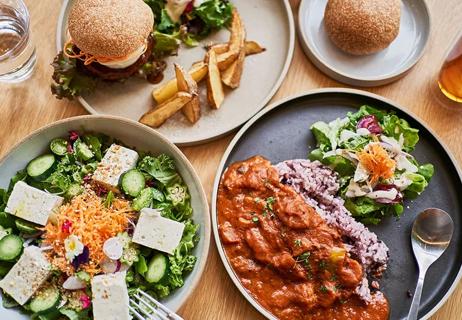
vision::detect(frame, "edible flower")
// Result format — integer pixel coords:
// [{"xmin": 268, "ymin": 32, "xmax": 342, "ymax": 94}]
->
[
  {"xmin": 358, "ymin": 143, "xmax": 396, "ymax": 185},
  {"xmin": 72, "ymin": 246, "xmax": 90, "ymax": 270},
  {"xmin": 64, "ymin": 235, "xmax": 84, "ymax": 261},
  {"xmin": 357, "ymin": 115, "xmax": 382, "ymax": 134},
  {"xmin": 61, "ymin": 219, "xmax": 72, "ymax": 233},
  {"xmin": 80, "ymin": 293, "xmax": 91, "ymax": 309},
  {"xmin": 66, "ymin": 142, "xmax": 74, "ymax": 154},
  {"xmin": 69, "ymin": 130, "xmax": 79, "ymax": 142}
]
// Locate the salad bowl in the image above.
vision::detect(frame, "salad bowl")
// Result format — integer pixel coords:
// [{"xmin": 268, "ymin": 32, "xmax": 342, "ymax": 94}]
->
[{"xmin": 0, "ymin": 115, "xmax": 210, "ymax": 319}]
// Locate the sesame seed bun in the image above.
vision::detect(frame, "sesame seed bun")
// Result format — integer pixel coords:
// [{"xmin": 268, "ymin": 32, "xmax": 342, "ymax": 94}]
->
[
  {"xmin": 324, "ymin": 0, "xmax": 401, "ymax": 56},
  {"xmin": 68, "ymin": 0, "xmax": 154, "ymax": 57}
]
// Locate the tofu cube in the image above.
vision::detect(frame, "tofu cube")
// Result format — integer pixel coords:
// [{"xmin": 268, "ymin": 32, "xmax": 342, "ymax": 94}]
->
[
  {"xmin": 5, "ymin": 181, "xmax": 63, "ymax": 226},
  {"xmin": 91, "ymin": 272, "xmax": 130, "ymax": 320},
  {"xmin": 92, "ymin": 144, "xmax": 139, "ymax": 192},
  {"xmin": 132, "ymin": 208, "xmax": 185, "ymax": 254},
  {"xmin": 0, "ymin": 246, "xmax": 51, "ymax": 305}
]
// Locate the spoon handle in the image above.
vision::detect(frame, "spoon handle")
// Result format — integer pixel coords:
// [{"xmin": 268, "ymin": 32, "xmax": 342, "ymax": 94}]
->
[{"xmin": 407, "ymin": 269, "xmax": 427, "ymax": 320}]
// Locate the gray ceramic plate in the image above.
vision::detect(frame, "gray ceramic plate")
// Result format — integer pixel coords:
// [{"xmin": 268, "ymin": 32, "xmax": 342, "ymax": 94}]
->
[
  {"xmin": 212, "ymin": 89, "xmax": 462, "ymax": 320},
  {"xmin": 298, "ymin": 0, "xmax": 430, "ymax": 87},
  {"xmin": 56, "ymin": 0, "xmax": 294, "ymax": 146},
  {"xmin": 0, "ymin": 116, "xmax": 210, "ymax": 319}
]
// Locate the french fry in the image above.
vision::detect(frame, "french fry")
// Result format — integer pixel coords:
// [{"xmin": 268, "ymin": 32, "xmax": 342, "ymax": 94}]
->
[
  {"xmin": 221, "ymin": 49, "xmax": 245, "ymax": 88},
  {"xmin": 174, "ymin": 63, "xmax": 200, "ymax": 124},
  {"xmin": 216, "ymin": 50, "xmax": 239, "ymax": 71},
  {"xmin": 244, "ymin": 41, "xmax": 266, "ymax": 55},
  {"xmin": 229, "ymin": 9, "xmax": 246, "ymax": 52},
  {"xmin": 140, "ymin": 92, "xmax": 192, "ymax": 127},
  {"xmin": 206, "ymin": 50, "xmax": 225, "ymax": 109},
  {"xmin": 207, "ymin": 41, "xmax": 266, "ymax": 56},
  {"xmin": 152, "ymin": 63, "xmax": 208, "ymax": 104}
]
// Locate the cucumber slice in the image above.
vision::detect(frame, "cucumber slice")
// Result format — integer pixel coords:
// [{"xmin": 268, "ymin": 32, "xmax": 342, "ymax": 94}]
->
[
  {"xmin": 0, "ymin": 234, "xmax": 23, "ymax": 261},
  {"xmin": 27, "ymin": 154, "xmax": 56, "ymax": 181},
  {"xmin": 0, "ymin": 261, "xmax": 13, "ymax": 277},
  {"xmin": 49, "ymin": 138, "xmax": 68, "ymax": 156},
  {"xmin": 0, "ymin": 212, "xmax": 15, "ymax": 229},
  {"xmin": 0, "ymin": 226, "xmax": 11, "ymax": 240},
  {"xmin": 74, "ymin": 140, "xmax": 94, "ymax": 161},
  {"xmin": 132, "ymin": 188, "xmax": 153, "ymax": 211},
  {"xmin": 30, "ymin": 285, "xmax": 60, "ymax": 314},
  {"xmin": 120, "ymin": 169, "xmax": 145, "ymax": 197},
  {"xmin": 15, "ymin": 219, "xmax": 39, "ymax": 234},
  {"xmin": 144, "ymin": 253, "xmax": 168, "ymax": 283}
]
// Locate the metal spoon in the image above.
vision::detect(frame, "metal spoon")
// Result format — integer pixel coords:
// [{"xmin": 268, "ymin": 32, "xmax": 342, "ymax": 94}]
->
[{"xmin": 407, "ymin": 208, "xmax": 454, "ymax": 320}]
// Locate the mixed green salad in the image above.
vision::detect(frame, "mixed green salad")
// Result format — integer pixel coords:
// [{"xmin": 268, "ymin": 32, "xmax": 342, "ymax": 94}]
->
[
  {"xmin": 51, "ymin": 0, "xmax": 233, "ymax": 99},
  {"xmin": 0, "ymin": 131, "xmax": 198, "ymax": 320},
  {"xmin": 309, "ymin": 105, "xmax": 434, "ymax": 224}
]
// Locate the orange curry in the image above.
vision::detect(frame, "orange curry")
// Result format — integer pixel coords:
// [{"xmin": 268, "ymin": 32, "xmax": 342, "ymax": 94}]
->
[{"xmin": 217, "ymin": 156, "xmax": 389, "ymax": 320}]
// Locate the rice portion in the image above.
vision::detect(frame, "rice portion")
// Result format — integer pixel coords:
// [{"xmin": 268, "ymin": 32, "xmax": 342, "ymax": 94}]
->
[{"xmin": 275, "ymin": 159, "xmax": 389, "ymax": 302}]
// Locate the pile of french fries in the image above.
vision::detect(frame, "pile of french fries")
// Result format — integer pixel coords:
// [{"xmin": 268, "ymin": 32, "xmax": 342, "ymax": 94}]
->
[{"xmin": 140, "ymin": 9, "xmax": 266, "ymax": 128}]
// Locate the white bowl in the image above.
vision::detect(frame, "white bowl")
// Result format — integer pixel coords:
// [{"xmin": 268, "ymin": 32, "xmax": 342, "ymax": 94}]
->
[{"xmin": 0, "ymin": 115, "xmax": 210, "ymax": 319}]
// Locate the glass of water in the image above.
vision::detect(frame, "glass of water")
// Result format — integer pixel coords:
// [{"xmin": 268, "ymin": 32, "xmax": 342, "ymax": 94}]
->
[{"xmin": 0, "ymin": 0, "xmax": 35, "ymax": 83}]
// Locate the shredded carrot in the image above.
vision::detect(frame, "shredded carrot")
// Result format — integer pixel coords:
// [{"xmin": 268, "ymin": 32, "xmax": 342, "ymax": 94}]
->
[
  {"xmin": 358, "ymin": 143, "xmax": 396, "ymax": 185},
  {"xmin": 42, "ymin": 188, "xmax": 135, "ymax": 276},
  {"xmin": 63, "ymin": 39, "xmax": 146, "ymax": 66}
]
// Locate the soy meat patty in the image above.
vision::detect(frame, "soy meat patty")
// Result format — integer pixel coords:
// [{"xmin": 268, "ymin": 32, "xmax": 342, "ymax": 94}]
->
[
  {"xmin": 324, "ymin": 0, "xmax": 401, "ymax": 55},
  {"xmin": 217, "ymin": 156, "xmax": 389, "ymax": 320}
]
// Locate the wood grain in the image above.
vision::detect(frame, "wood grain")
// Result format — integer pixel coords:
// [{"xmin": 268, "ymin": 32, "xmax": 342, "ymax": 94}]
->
[{"xmin": 1, "ymin": 0, "xmax": 462, "ymax": 319}]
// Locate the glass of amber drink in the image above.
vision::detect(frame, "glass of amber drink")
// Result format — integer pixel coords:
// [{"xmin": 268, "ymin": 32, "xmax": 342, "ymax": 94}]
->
[{"xmin": 438, "ymin": 32, "xmax": 462, "ymax": 103}]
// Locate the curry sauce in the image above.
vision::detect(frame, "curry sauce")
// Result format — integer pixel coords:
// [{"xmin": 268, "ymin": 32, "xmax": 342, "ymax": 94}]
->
[{"xmin": 217, "ymin": 156, "xmax": 389, "ymax": 320}]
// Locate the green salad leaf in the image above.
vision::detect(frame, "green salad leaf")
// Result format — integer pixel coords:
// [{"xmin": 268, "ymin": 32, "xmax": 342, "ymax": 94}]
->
[
  {"xmin": 382, "ymin": 115, "xmax": 419, "ymax": 152},
  {"xmin": 194, "ymin": 0, "xmax": 233, "ymax": 29},
  {"xmin": 138, "ymin": 154, "xmax": 180, "ymax": 186},
  {"xmin": 157, "ymin": 9, "xmax": 176, "ymax": 33},
  {"xmin": 144, "ymin": 0, "xmax": 165, "ymax": 19},
  {"xmin": 51, "ymin": 52, "xmax": 97, "ymax": 100},
  {"xmin": 153, "ymin": 31, "xmax": 180, "ymax": 57}
]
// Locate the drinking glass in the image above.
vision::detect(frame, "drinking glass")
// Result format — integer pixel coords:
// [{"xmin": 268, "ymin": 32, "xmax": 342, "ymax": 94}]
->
[
  {"xmin": 0, "ymin": 0, "xmax": 36, "ymax": 83},
  {"xmin": 438, "ymin": 31, "xmax": 462, "ymax": 104}
]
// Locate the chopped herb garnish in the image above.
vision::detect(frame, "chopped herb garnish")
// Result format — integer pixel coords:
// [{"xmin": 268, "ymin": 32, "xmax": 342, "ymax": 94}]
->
[
  {"xmin": 252, "ymin": 216, "xmax": 259, "ymax": 224},
  {"xmin": 296, "ymin": 252, "xmax": 311, "ymax": 268},
  {"xmin": 318, "ymin": 260, "xmax": 327, "ymax": 270},
  {"xmin": 254, "ymin": 197, "xmax": 261, "ymax": 203},
  {"xmin": 265, "ymin": 197, "xmax": 275, "ymax": 210},
  {"xmin": 319, "ymin": 285, "xmax": 328, "ymax": 293},
  {"xmin": 330, "ymin": 274, "xmax": 337, "ymax": 282},
  {"xmin": 294, "ymin": 239, "xmax": 302, "ymax": 247}
]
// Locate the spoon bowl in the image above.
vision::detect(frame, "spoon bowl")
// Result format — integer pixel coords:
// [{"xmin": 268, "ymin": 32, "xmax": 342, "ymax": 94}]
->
[{"xmin": 408, "ymin": 208, "xmax": 454, "ymax": 320}]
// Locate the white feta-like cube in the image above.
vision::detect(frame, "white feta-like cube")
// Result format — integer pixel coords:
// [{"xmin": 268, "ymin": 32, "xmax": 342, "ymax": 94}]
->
[
  {"xmin": 132, "ymin": 208, "xmax": 185, "ymax": 254},
  {"xmin": 0, "ymin": 246, "xmax": 51, "ymax": 305},
  {"xmin": 92, "ymin": 144, "xmax": 139, "ymax": 192},
  {"xmin": 5, "ymin": 181, "xmax": 63, "ymax": 226},
  {"xmin": 91, "ymin": 272, "xmax": 130, "ymax": 320}
]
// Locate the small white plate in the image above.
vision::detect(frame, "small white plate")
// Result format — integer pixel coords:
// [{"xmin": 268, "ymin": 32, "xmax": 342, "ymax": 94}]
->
[
  {"xmin": 298, "ymin": 0, "xmax": 430, "ymax": 87},
  {"xmin": 56, "ymin": 0, "xmax": 295, "ymax": 146}
]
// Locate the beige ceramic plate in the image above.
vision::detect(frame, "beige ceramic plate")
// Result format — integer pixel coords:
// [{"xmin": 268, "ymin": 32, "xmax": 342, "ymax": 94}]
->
[
  {"xmin": 0, "ymin": 115, "xmax": 210, "ymax": 319},
  {"xmin": 56, "ymin": 0, "xmax": 295, "ymax": 145}
]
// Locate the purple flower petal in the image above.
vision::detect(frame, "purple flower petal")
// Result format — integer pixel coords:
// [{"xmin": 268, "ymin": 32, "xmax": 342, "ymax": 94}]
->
[
  {"xmin": 69, "ymin": 130, "xmax": 80, "ymax": 142},
  {"xmin": 72, "ymin": 246, "xmax": 90, "ymax": 270},
  {"xmin": 357, "ymin": 115, "xmax": 382, "ymax": 134}
]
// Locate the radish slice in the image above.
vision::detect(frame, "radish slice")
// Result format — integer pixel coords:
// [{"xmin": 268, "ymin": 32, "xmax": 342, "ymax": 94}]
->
[
  {"xmin": 63, "ymin": 276, "xmax": 86, "ymax": 290},
  {"xmin": 103, "ymin": 237, "xmax": 123, "ymax": 260}
]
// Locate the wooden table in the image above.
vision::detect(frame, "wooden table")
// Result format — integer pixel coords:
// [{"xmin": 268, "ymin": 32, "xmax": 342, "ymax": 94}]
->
[{"xmin": 1, "ymin": 0, "xmax": 462, "ymax": 319}]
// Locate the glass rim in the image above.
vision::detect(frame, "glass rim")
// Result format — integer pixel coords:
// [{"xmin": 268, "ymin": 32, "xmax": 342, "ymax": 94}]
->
[{"xmin": 0, "ymin": 0, "xmax": 31, "ymax": 61}]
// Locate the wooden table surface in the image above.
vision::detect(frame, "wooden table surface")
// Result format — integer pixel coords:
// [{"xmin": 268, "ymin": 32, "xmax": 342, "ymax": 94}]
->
[{"xmin": 1, "ymin": 0, "xmax": 462, "ymax": 319}]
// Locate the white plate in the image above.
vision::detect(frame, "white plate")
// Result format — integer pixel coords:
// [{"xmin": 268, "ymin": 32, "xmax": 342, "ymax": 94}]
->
[
  {"xmin": 0, "ymin": 116, "xmax": 210, "ymax": 319},
  {"xmin": 56, "ymin": 0, "xmax": 295, "ymax": 145},
  {"xmin": 298, "ymin": 0, "xmax": 430, "ymax": 86}
]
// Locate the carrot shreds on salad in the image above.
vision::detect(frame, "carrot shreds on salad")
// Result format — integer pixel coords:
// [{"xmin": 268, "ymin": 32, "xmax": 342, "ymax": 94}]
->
[
  {"xmin": 358, "ymin": 143, "xmax": 396, "ymax": 185},
  {"xmin": 42, "ymin": 188, "xmax": 135, "ymax": 276}
]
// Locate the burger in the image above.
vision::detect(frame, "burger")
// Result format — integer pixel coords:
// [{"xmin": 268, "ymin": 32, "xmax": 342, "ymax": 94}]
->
[
  {"xmin": 51, "ymin": 0, "xmax": 165, "ymax": 99},
  {"xmin": 51, "ymin": 0, "xmax": 234, "ymax": 100}
]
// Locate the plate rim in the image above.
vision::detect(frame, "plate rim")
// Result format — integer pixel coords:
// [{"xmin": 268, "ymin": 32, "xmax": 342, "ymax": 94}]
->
[
  {"xmin": 55, "ymin": 0, "xmax": 296, "ymax": 146},
  {"xmin": 297, "ymin": 0, "xmax": 431, "ymax": 87},
  {"xmin": 211, "ymin": 88, "xmax": 462, "ymax": 320},
  {"xmin": 0, "ymin": 114, "xmax": 211, "ymax": 314}
]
